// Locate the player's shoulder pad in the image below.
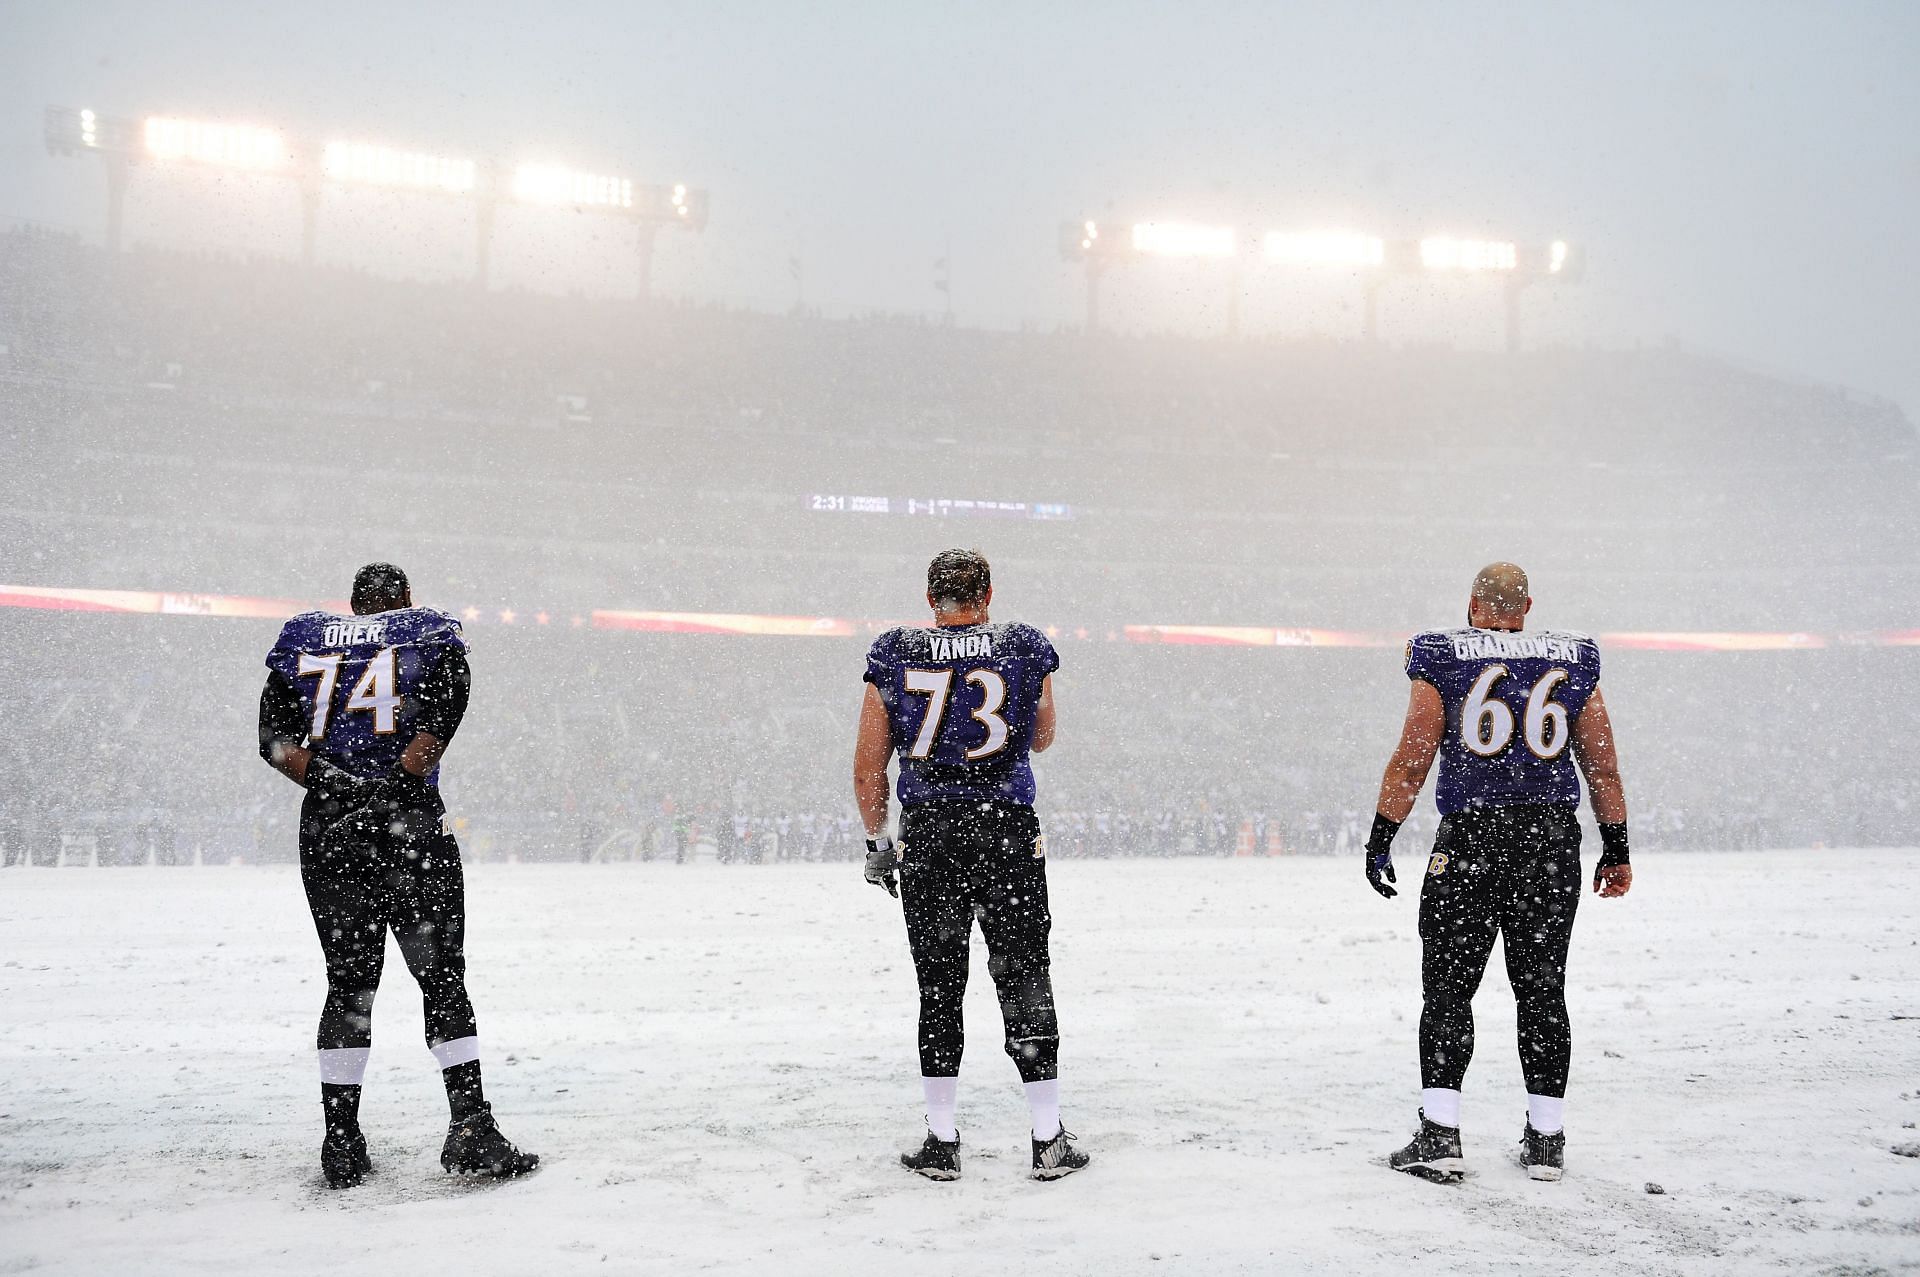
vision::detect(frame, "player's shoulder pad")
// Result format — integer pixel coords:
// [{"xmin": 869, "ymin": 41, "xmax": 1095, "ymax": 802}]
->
[
  {"xmin": 268, "ymin": 609, "xmax": 341, "ymax": 661},
  {"xmin": 1002, "ymin": 621, "xmax": 1060, "ymax": 668},
  {"xmin": 391, "ymin": 606, "xmax": 468, "ymax": 650},
  {"xmin": 1404, "ymin": 628, "xmax": 1457, "ymax": 673},
  {"xmin": 867, "ymin": 626, "xmax": 909, "ymax": 659},
  {"xmin": 1549, "ymin": 628, "xmax": 1601, "ymax": 670}
]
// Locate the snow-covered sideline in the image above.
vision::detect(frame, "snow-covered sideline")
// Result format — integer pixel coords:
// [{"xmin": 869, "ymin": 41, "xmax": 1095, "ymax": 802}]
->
[{"xmin": 2, "ymin": 852, "xmax": 1915, "ymax": 1275}]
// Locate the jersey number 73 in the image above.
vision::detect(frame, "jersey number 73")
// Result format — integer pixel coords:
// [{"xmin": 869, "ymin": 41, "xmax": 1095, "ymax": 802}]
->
[{"xmin": 902, "ymin": 668, "xmax": 1009, "ymax": 760}]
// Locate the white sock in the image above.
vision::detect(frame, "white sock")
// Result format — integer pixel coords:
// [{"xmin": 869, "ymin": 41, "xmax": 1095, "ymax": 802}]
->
[
  {"xmin": 1421, "ymin": 1088, "xmax": 1462, "ymax": 1129},
  {"xmin": 429, "ymin": 1036, "xmax": 480, "ymax": 1069},
  {"xmin": 318, "ymin": 1047, "xmax": 370, "ymax": 1085},
  {"xmin": 921, "ymin": 1076, "xmax": 958, "ymax": 1142},
  {"xmin": 1527, "ymin": 1094, "xmax": 1565, "ymax": 1135},
  {"xmin": 1025, "ymin": 1078, "xmax": 1062, "ymax": 1141}
]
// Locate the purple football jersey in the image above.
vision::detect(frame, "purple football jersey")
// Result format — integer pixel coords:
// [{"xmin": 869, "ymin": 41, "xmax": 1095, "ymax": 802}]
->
[
  {"xmin": 1406, "ymin": 627, "xmax": 1602, "ymax": 816},
  {"xmin": 265, "ymin": 607, "xmax": 467, "ymax": 784},
  {"xmin": 864, "ymin": 621, "xmax": 1060, "ymax": 807}
]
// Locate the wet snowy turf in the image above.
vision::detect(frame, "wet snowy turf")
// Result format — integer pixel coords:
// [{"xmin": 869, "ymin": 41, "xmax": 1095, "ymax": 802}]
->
[{"xmin": 1, "ymin": 851, "xmax": 1916, "ymax": 1275}]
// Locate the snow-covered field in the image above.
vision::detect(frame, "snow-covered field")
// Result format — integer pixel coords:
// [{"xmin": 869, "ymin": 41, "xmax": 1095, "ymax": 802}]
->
[{"xmin": 2, "ymin": 852, "xmax": 1916, "ymax": 1275}]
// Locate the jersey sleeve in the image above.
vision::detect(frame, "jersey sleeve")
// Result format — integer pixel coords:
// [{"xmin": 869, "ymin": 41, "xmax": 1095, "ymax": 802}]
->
[
  {"xmin": 1404, "ymin": 632, "xmax": 1448, "ymax": 686},
  {"xmin": 1571, "ymin": 635, "xmax": 1603, "ymax": 707},
  {"xmin": 1017, "ymin": 624, "xmax": 1061, "ymax": 677},
  {"xmin": 264, "ymin": 612, "xmax": 325, "ymax": 681},
  {"xmin": 862, "ymin": 631, "xmax": 899, "ymax": 688},
  {"xmin": 257, "ymin": 669, "xmax": 308, "ymax": 763},
  {"xmin": 414, "ymin": 646, "xmax": 472, "ymax": 742}
]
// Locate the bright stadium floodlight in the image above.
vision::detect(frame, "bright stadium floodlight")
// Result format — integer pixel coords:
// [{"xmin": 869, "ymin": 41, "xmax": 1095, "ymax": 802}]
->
[
  {"xmin": 143, "ymin": 116, "xmax": 287, "ymax": 170},
  {"xmin": 1131, "ymin": 221, "xmax": 1236, "ymax": 258},
  {"xmin": 1548, "ymin": 240, "xmax": 1570, "ymax": 274},
  {"xmin": 1418, "ymin": 236, "xmax": 1519, "ymax": 272},
  {"xmin": 1263, "ymin": 230, "xmax": 1385, "ymax": 269},
  {"xmin": 511, "ymin": 163, "xmax": 634, "ymax": 209},
  {"xmin": 321, "ymin": 140, "xmax": 476, "ymax": 193}
]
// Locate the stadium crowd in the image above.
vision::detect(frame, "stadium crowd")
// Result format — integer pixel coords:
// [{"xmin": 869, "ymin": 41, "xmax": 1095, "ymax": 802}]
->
[{"xmin": 1, "ymin": 226, "xmax": 1916, "ymax": 863}]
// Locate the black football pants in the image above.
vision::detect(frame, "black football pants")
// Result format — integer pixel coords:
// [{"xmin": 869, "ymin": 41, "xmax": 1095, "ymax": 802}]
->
[
  {"xmin": 299, "ymin": 790, "xmax": 477, "ymax": 1054},
  {"xmin": 1418, "ymin": 803, "xmax": 1582, "ymax": 1099},
  {"xmin": 899, "ymin": 800, "xmax": 1059, "ymax": 1083}
]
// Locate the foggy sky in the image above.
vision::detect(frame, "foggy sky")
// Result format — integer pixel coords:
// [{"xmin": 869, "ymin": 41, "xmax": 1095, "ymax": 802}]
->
[{"xmin": 2, "ymin": 0, "xmax": 1916, "ymax": 416}]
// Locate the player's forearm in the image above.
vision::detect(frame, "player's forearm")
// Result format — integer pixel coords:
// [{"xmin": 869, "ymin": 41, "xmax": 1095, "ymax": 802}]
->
[
  {"xmin": 1375, "ymin": 754, "xmax": 1429, "ymax": 823},
  {"xmin": 854, "ymin": 769, "xmax": 891, "ymax": 838},
  {"xmin": 397, "ymin": 732, "xmax": 447, "ymax": 778},
  {"xmin": 1584, "ymin": 765, "xmax": 1627, "ymax": 824},
  {"xmin": 262, "ymin": 738, "xmax": 311, "ymax": 786}
]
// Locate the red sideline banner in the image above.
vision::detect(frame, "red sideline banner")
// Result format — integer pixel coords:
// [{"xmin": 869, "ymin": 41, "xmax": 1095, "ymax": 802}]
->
[
  {"xmin": 0, "ymin": 584, "xmax": 331, "ymax": 619},
  {"xmin": 593, "ymin": 609, "xmax": 858, "ymax": 638},
  {"xmin": 1, "ymin": 584, "xmax": 1914, "ymax": 651}
]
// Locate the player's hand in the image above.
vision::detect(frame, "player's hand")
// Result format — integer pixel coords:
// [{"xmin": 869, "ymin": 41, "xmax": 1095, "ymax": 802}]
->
[
  {"xmin": 1363, "ymin": 811, "xmax": 1402, "ymax": 899},
  {"xmin": 365, "ymin": 765, "xmax": 434, "ymax": 815},
  {"xmin": 304, "ymin": 756, "xmax": 379, "ymax": 808},
  {"xmin": 864, "ymin": 836, "xmax": 899, "ymax": 898}
]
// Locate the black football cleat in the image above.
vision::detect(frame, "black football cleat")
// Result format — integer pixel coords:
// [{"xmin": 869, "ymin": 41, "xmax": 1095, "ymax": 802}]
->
[
  {"xmin": 440, "ymin": 1104, "xmax": 540, "ymax": 1179},
  {"xmin": 900, "ymin": 1130, "xmax": 962, "ymax": 1180},
  {"xmin": 1388, "ymin": 1110, "xmax": 1465, "ymax": 1183},
  {"xmin": 321, "ymin": 1124, "xmax": 371, "ymax": 1189},
  {"xmin": 1030, "ymin": 1127, "xmax": 1090, "ymax": 1181},
  {"xmin": 1519, "ymin": 1122, "xmax": 1565, "ymax": 1182}
]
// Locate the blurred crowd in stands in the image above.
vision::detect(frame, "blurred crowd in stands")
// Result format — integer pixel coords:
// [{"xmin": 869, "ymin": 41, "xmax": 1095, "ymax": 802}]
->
[{"xmin": 1, "ymin": 225, "xmax": 1916, "ymax": 862}]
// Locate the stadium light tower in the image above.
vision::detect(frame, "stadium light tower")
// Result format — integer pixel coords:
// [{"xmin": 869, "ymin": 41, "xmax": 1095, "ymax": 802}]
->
[
  {"xmin": 315, "ymin": 138, "xmax": 481, "ymax": 270},
  {"xmin": 1409, "ymin": 237, "xmax": 1583, "ymax": 351},
  {"xmin": 44, "ymin": 107, "xmax": 142, "ymax": 252},
  {"xmin": 503, "ymin": 162, "xmax": 708, "ymax": 297},
  {"xmin": 1059, "ymin": 219, "xmax": 1238, "ymax": 334}
]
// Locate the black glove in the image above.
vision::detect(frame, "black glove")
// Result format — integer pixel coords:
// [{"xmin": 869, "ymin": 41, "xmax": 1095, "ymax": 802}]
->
[
  {"xmin": 1364, "ymin": 812, "xmax": 1401, "ymax": 899},
  {"xmin": 304, "ymin": 756, "xmax": 378, "ymax": 808},
  {"xmin": 1595, "ymin": 821, "xmax": 1631, "ymax": 890},
  {"xmin": 368, "ymin": 765, "xmax": 435, "ymax": 813},
  {"xmin": 864, "ymin": 836, "xmax": 899, "ymax": 898},
  {"xmin": 318, "ymin": 764, "xmax": 435, "ymax": 845}
]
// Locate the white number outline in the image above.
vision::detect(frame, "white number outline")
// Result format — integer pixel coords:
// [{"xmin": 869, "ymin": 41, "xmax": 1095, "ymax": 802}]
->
[
  {"xmin": 902, "ymin": 669, "xmax": 955, "ymax": 759},
  {"xmin": 1460, "ymin": 664, "xmax": 1515, "ymax": 756},
  {"xmin": 344, "ymin": 647, "xmax": 402, "ymax": 736},
  {"xmin": 963, "ymin": 669, "xmax": 1010, "ymax": 760},
  {"xmin": 1459, "ymin": 664, "xmax": 1573, "ymax": 760},
  {"xmin": 1523, "ymin": 667, "xmax": 1572, "ymax": 759},
  {"xmin": 294, "ymin": 653, "xmax": 342, "ymax": 740}
]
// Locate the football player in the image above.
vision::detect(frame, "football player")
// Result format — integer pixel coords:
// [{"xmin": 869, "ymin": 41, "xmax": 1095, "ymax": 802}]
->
[
  {"xmin": 854, "ymin": 549, "xmax": 1089, "ymax": 1181},
  {"xmin": 1366, "ymin": 562, "xmax": 1633, "ymax": 1182},
  {"xmin": 258, "ymin": 563, "xmax": 538, "ymax": 1188}
]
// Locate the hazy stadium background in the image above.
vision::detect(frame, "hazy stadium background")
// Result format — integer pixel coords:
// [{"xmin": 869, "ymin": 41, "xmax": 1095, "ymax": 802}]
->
[{"xmin": 1, "ymin": 2, "xmax": 1916, "ymax": 869}]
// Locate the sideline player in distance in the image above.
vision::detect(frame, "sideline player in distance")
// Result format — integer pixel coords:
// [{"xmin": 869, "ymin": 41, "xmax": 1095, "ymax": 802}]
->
[
  {"xmin": 1365, "ymin": 562, "xmax": 1632, "ymax": 1184},
  {"xmin": 257, "ymin": 563, "xmax": 538, "ymax": 1188},
  {"xmin": 854, "ymin": 549, "xmax": 1089, "ymax": 1181}
]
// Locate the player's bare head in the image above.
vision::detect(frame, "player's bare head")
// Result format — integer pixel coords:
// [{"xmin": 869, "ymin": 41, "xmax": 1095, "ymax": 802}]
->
[
  {"xmin": 1468, "ymin": 561, "xmax": 1530, "ymax": 628},
  {"xmin": 350, "ymin": 562, "xmax": 412, "ymax": 615},
  {"xmin": 927, "ymin": 548, "xmax": 992, "ymax": 616}
]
